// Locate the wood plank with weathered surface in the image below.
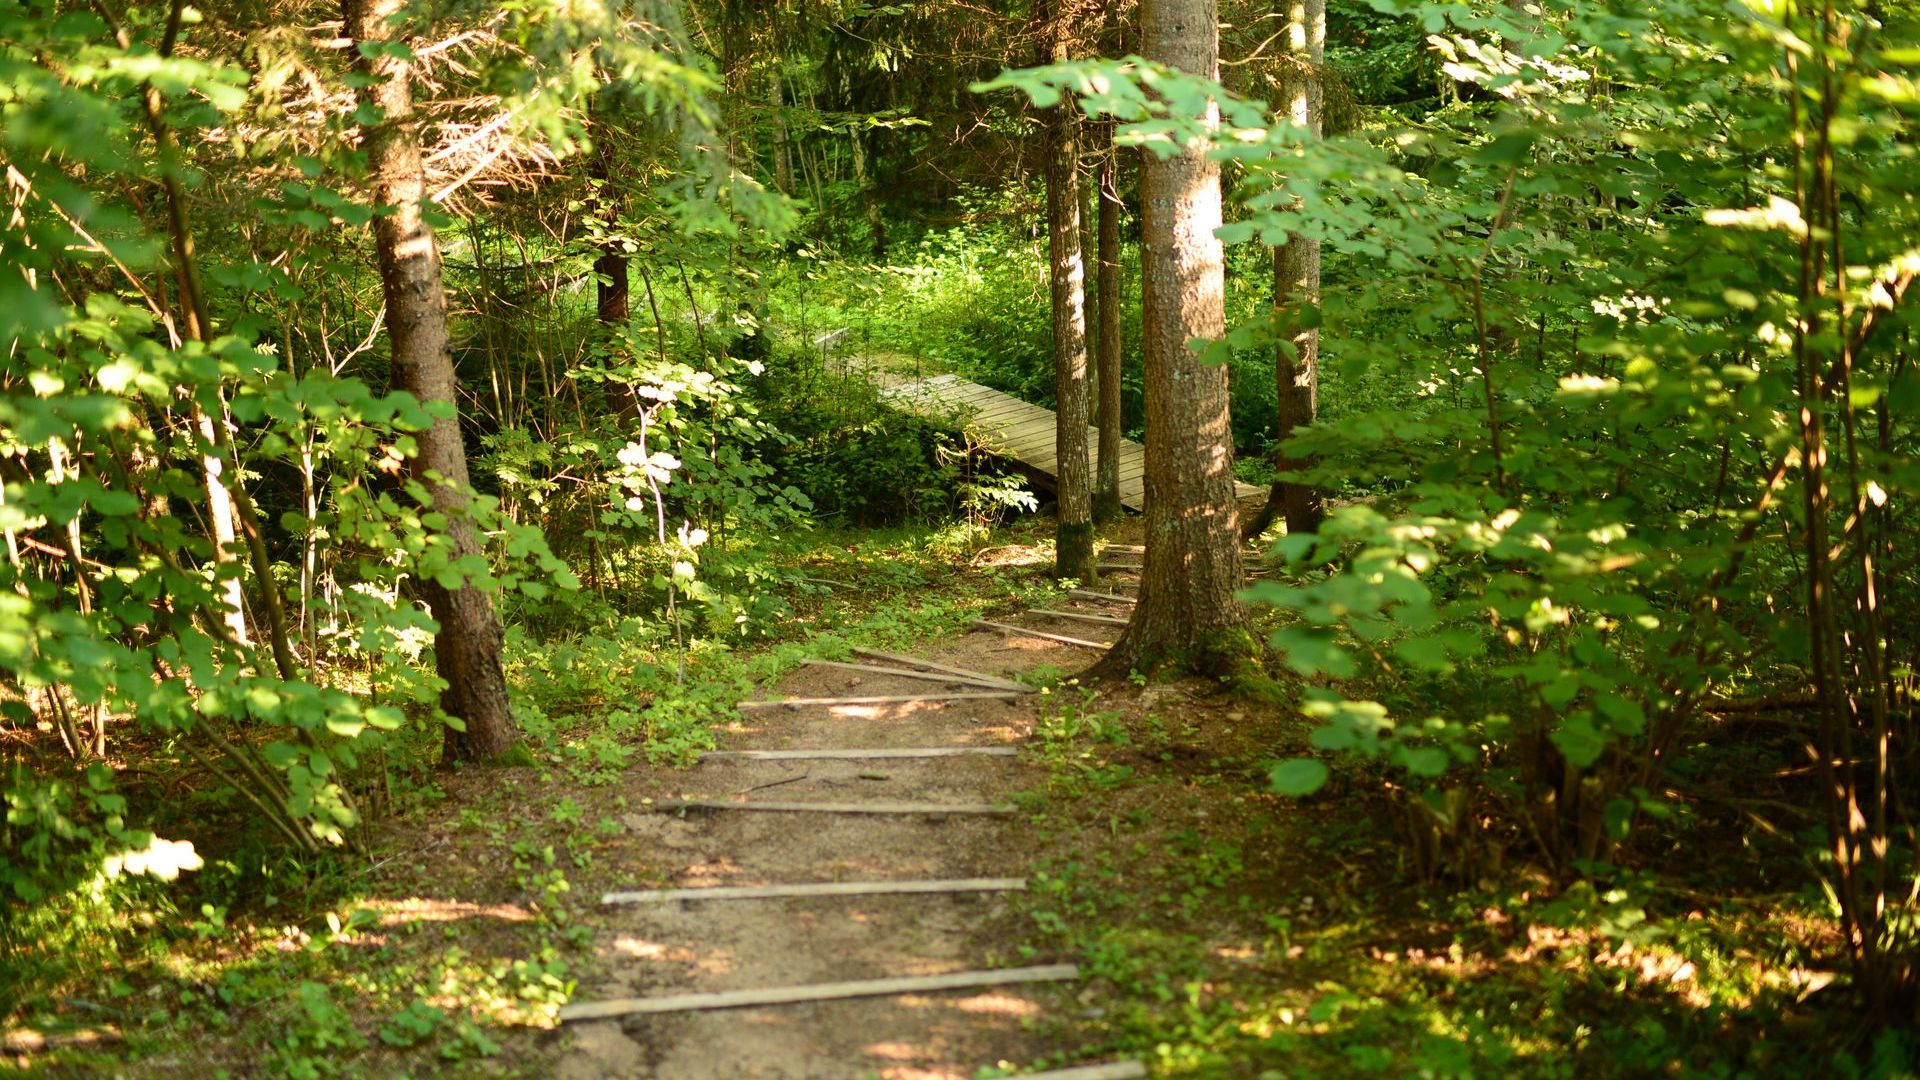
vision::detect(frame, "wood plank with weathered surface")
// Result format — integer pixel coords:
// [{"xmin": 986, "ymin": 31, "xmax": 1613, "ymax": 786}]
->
[
  {"xmin": 737, "ymin": 692, "xmax": 1023, "ymax": 709},
  {"xmin": 800, "ymin": 658, "xmax": 1023, "ymax": 691},
  {"xmin": 846, "ymin": 648, "xmax": 1028, "ymax": 691},
  {"xmin": 700, "ymin": 747, "xmax": 1019, "ymax": 761},
  {"xmin": 654, "ymin": 799, "xmax": 1014, "ymax": 816},
  {"xmin": 602, "ymin": 878, "xmax": 1027, "ymax": 906},
  {"xmin": 972, "ymin": 620, "xmax": 1113, "ymax": 651},
  {"xmin": 1018, "ymin": 1064, "xmax": 1149, "ymax": 1080},
  {"xmin": 559, "ymin": 964, "xmax": 1081, "ymax": 1022},
  {"xmin": 872, "ymin": 369, "xmax": 1263, "ymax": 511}
]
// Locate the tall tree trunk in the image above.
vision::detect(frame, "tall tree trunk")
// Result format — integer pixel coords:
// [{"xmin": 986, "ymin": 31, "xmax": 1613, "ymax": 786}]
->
[
  {"xmin": 345, "ymin": 0, "xmax": 518, "ymax": 763},
  {"xmin": 770, "ymin": 70, "xmax": 794, "ymax": 196},
  {"xmin": 589, "ymin": 108, "xmax": 642, "ymax": 421},
  {"xmin": 1246, "ymin": 0, "xmax": 1326, "ymax": 540},
  {"xmin": 1040, "ymin": 3, "xmax": 1095, "ymax": 579},
  {"xmin": 1092, "ymin": 118, "xmax": 1125, "ymax": 523},
  {"xmin": 848, "ymin": 126, "xmax": 888, "ymax": 262},
  {"xmin": 1097, "ymin": 0, "xmax": 1249, "ymax": 676}
]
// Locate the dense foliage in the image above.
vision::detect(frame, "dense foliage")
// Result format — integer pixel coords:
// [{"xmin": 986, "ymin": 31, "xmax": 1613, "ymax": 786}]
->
[{"xmin": 4, "ymin": 0, "xmax": 1917, "ymax": 1071}]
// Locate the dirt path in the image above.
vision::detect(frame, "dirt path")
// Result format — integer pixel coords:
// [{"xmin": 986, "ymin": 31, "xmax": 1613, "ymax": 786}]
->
[{"xmin": 556, "ymin": 628, "xmax": 1105, "ymax": 1079}]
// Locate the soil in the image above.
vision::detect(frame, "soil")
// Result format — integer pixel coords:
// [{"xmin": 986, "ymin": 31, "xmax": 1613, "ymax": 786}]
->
[{"xmin": 554, "ymin": 622, "xmax": 1122, "ymax": 1080}]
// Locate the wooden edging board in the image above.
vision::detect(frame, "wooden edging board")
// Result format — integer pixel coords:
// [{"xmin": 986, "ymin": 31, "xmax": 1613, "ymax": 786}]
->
[
  {"xmin": 602, "ymin": 877, "xmax": 1027, "ymax": 906},
  {"xmin": 1018, "ymin": 1064, "xmax": 1149, "ymax": 1080},
  {"xmin": 559, "ymin": 964, "xmax": 1081, "ymax": 1022},
  {"xmin": 801, "ymin": 658, "xmax": 1018, "ymax": 691},
  {"xmin": 1030, "ymin": 608, "xmax": 1130, "ymax": 626},
  {"xmin": 654, "ymin": 799, "xmax": 1013, "ymax": 816},
  {"xmin": 700, "ymin": 747, "xmax": 1018, "ymax": 761},
  {"xmin": 737, "ymin": 692, "xmax": 1023, "ymax": 709},
  {"xmin": 847, "ymin": 648, "xmax": 1028, "ymax": 691},
  {"xmin": 1069, "ymin": 589, "xmax": 1136, "ymax": 605},
  {"xmin": 972, "ymin": 620, "xmax": 1112, "ymax": 651}
]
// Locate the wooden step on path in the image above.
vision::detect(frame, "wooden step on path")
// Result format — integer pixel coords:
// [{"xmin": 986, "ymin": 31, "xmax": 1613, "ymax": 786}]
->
[
  {"xmin": 1031, "ymin": 608, "xmax": 1130, "ymax": 627},
  {"xmin": 738, "ymin": 691, "xmax": 1024, "ymax": 709},
  {"xmin": 654, "ymin": 798, "xmax": 1013, "ymax": 816},
  {"xmin": 973, "ymin": 619, "xmax": 1112, "ymax": 651},
  {"xmin": 575, "ymin": 642, "xmax": 1087, "ymax": 1069},
  {"xmin": 603, "ymin": 877, "xmax": 1026, "ymax": 906},
  {"xmin": 700, "ymin": 747, "xmax": 1018, "ymax": 761},
  {"xmin": 794, "ymin": 657, "xmax": 1021, "ymax": 687},
  {"xmin": 848, "ymin": 647, "xmax": 1029, "ymax": 691},
  {"xmin": 1070, "ymin": 589, "xmax": 1135, "ymax": 606},
  {"xmin": 1025, "ymin": 1064, "xmax": 1149, "ymax": 1080},
  {"xmin": 560, "ymin": 964, "xmax": 1081, "ymax": 1022}
]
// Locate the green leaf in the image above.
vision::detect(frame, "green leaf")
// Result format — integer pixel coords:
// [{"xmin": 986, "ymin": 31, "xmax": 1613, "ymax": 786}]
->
[
  {"xmin": 1269, "ymin": 758, "xmax": 1329, "ymax": 796},
  {"xmin": 1550, "ymin": 714, "xmax": 1607, "ymax": 768}
]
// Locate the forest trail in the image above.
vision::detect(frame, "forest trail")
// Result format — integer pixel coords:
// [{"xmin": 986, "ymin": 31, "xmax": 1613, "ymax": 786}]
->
[
  {"xmin": 553, "ymin": 582, "xmax": 1149, "ymax": 1079},
  {"xmin": 851, "ymin": 361, "xmax": 1265, "ymax": 511}
]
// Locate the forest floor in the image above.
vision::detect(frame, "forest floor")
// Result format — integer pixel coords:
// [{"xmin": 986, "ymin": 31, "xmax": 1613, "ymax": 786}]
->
[
  {"xmin": 7, "ymin": 522, "xmax": 1859, "ymax": 1078},
  {"xmin": 554, "ymin": 626, "xmax": 1104, "ymax": 1079}
]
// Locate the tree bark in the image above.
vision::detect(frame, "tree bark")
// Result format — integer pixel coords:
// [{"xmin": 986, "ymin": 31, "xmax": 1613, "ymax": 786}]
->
[
  {"xmin": 1097, "ymin": 0, "xmax": 1250, "ymax": 676},
  {"xmin": 589, "ymin": 106, "xmax": 643, "ymax": 421},
  {"xmin": 1040, "ymin": 3, "xmax": 1095, "ymax": 579},
  {"xmin": 1246, "ymin": 0, "xmax": 1326, "ymax": 540},
  {"xmin": 345, "ymin": 0, "xmax": 518, "ymax": 763},
  {"xmin": 1092, "ymin": 118, "xmax": 1125, "ymax": 522}
]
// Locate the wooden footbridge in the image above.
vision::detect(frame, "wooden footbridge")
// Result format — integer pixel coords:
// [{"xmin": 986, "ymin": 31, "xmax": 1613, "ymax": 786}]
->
[{"xmin": 871, "ymin": 370, "xmax": 1264, "ymax": 511}]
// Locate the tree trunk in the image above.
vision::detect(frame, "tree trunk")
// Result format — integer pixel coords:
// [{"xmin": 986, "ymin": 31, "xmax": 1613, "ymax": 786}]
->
[
  {"xmin": 849, "ymin": 126, "xmax": 888, "ymax": 262},
  {"xmin": 1097, "ymin": 0, "xmax": 1250, "ymax": 676},
  {"xmin": 1092, "ymin": 118, "xmax": 1125, "ymax": 523},
  {"xmin": 345, "ymin": 0, "xmax": 518, "ymax": 763},
  {"xmin": 1247, "ymin": 0, "xmax": 1326, "ymax": 540},
  {"xmin": 1040, "ymin": 5, "xmax": 1095, "ymax": 579},
  {"xmin": 589, "ymin": 108, "xmax": 642, "ymax": 421}
]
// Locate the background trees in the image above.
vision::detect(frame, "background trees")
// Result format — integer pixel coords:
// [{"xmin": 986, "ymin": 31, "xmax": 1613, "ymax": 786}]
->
[{"xmin": 4, "ymin": 0, "xmax": 1918, "ymax": 1067}]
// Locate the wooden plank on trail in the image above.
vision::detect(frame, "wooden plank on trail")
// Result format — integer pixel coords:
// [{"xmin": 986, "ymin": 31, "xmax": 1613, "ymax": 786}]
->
[
  {"xmin": 602, "ymin": 877, "xmax": 1027, "ymax": 906},
  {"xmin": 1031, "ymin": 608, "xmax": 1131, "ymax": 626},
  {"xmin": 559, "ymin": 963, "xmax": 1081, "ymax": 1022},
  {"xmin": 800, "ymin": 658, "xmax": 1017, "ymax": 690},
  {"xmin": 1069, "ymin": 589, "xmax": 1136, "ymax": 605},
  {"xmin": 972, "ymin": 620, "xmax": 1112, "ymax": 651},
  {"xmin": 654, "ymin": 798, "xmax": 1014, "ymax": 816},
  {"xmin": 1094, "ymin": 562, "xmax": 1143, "ymax": 572},
  {"xmin": 847, "ymin": 648, "xmax": 1028, "ymax": 691},
  {"xmin": 1018, "ymin": 1063, "xmax": 1149, "ymax": 1080},
  {"xmin": 868, "ymin": 366, "xmax": 1263, "ymax": 511},
  {"xmin": 737, "ymin": 692, "xmax": 1023, "ymax": 709},
  {"xmin": 700, "ymin": 747, "xmax": 1018, "ymax": 762}
]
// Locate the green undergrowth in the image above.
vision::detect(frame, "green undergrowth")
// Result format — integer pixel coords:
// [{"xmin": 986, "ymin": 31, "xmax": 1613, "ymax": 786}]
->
[
  {"xmin": 2, "ymin": 522, "xmax": 1063, "ymax": 1078},
  {"xmin": 999, "ymin": 688, "xmax": 1916, "ymax": 1079}
]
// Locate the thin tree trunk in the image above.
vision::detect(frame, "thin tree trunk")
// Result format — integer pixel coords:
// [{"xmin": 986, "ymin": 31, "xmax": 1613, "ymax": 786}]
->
[
  {"xmin": 770, "ymin": 70, "xmax": 794, "ymax": 196},
  {"xmin": 1040, "ymin": 1, "xmax": 1095, "ymax": 579},
  {"xmin": 1247, "ymin": 0, "xmax": 1325, "ymax": 540},
  {"xmin": 590, "ymin": 105, "xmax": 641, "ymax": 421},
  {"xmin": 1097, "ymin": 0, "xmax": 1249, "ymax": 676},
  {"xmin": 849, "ymin": 126, "xmax": 888, "ymax": 261},
  {"xmin": 195, "ymin": 406, "xmax": 251, "ymax": 644},
  {"xmin": 1093, "ymin": 118, "xmax": 1124, "ymax": 522},
  {"xmin": 127, "ymin": 0, "xmax": 294, "ymax": 679},
  {"xmin": 345, "ymin": 0, "xmax": 518, "ymax": 763}
]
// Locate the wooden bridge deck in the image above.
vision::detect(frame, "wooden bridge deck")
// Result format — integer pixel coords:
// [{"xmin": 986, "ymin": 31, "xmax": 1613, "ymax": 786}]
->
[{"xmin": 874, "ymin": 372, "xmax": 1264, "ymax": 512}]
